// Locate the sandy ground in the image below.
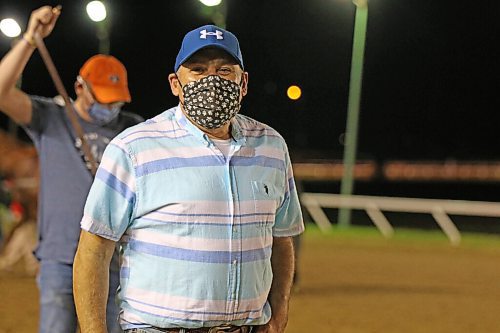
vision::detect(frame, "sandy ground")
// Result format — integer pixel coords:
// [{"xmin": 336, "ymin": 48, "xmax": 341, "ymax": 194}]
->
[{"xmin": 1, "ymin": 230, "xmax": 500, "ymax": 333}]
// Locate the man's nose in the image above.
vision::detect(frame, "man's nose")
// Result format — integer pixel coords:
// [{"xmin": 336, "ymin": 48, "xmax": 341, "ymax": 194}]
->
[{"xmin": 205, "ymin": 66, "xmax": 219, "ymax": 76}]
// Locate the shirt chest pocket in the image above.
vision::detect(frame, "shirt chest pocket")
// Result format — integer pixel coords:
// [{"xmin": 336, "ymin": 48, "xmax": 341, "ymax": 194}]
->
[{"xmin": 251, "ymin": 180, "xmax": 281, "ymax": 227}]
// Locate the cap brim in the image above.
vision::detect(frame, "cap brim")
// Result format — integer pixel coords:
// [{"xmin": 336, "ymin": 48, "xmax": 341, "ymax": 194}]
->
[
  {"xmin": 176, "ymin": 44, "xmax": 243, "ymax": 72},
  {"xmin": 92, "ymin": 85, "xmax": 131, "ymax": 104}
]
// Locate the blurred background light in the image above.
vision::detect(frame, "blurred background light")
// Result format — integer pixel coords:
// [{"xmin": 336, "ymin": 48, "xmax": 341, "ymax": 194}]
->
[
  {"xmin": 0, "ymin": 18, "xmax": 21, "ymax": 38},
  {"xmin": 287, "ymin": 85, "xmax": 302, "ymax": 100},
  {"xmin": 86, "ymin": 1, "xmax": 107, "ymax": 22},
  {"xmin": 199, "ymin": 0, "xmax": 222, "ymax": 7}
]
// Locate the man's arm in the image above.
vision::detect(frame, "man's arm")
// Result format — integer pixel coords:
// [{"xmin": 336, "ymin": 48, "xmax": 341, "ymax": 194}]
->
[
  {"xmin": 255, "ymin": 236, "xmax": 295, "ymax": 333},
  {"xmin": 0, "ymin": 6, "xmax": 60, "ymax": 125},
  {"xmin": 73, "ymin": 230, "xmax": 116, "ymax": 333}
]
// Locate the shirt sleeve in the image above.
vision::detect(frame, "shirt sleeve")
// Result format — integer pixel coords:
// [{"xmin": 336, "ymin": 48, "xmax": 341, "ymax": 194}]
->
[
  {"xmin": 23, "ymin": 96, "xmax": 56, "ymax": 143},
  {"xmin": 272, "ymin": 143, "xmax": 305, "ymax": 237},
  {"xmin": 81, "ymin": 136, "xmax": 137, "ymax": 241}
]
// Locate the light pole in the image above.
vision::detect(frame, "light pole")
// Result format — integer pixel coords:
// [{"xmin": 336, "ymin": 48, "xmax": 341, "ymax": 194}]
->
[
  {"xmin": 0, "ymin": 17, "xmax": 22, "ymax": 136},
  {"xmin": 338, "ymin": 0, "xmax": 369, "ymax": 227},
  {"xmin": 198, "ymin": 0, "xmax": 226, "ymax": 28},
  {"xmin": 86, "ymin": 1, "xmax": 109, "ymax": 54}
]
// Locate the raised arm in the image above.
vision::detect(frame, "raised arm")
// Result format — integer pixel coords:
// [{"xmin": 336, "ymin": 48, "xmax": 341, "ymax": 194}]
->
[
  {"xmin": 0, "ymin": 6, "xmax": 60, "ymax": 125},
  {"xmin": 73, "ymin": 230, "xmax": 116, "ymax": 333}
]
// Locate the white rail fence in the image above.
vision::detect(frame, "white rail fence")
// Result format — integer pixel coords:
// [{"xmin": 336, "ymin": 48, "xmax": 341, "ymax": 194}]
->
[{"xmin": 299, "ymin": 193, "xmax": 500, "ymax": 245}]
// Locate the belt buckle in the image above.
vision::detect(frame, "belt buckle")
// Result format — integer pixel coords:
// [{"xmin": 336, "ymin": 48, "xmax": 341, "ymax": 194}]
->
[{"xmin": 207, "ymin": 325, "xmax": 234, "ymax": 333}]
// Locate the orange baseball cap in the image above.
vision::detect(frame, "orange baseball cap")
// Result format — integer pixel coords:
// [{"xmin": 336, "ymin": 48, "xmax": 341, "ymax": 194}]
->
[{"xmin": 79, "ymin": 54, "xmax": 131, "ymax": 104}]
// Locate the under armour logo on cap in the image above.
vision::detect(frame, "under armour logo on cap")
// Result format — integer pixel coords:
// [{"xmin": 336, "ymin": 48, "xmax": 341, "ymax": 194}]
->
[
  {"xmin": 109, "ymin": 74, "xmax": 120, "ymax": 84},
  {"xmin": 200, "ymin": 29, "xmax": 224, "ymax": 40}
]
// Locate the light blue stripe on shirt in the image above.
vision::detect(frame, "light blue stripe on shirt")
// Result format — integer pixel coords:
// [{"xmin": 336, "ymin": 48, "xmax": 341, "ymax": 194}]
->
[{"xmin": 129, "ymin": 240, "xmax": 271, "ymax": 263}]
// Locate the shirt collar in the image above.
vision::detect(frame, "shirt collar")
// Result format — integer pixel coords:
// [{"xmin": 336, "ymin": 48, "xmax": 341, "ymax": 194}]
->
[
  {"xmin": 175, "ymin": 104, "xmax": 206, "ymax": 143},
  {"xmin": 230, "ymin": 114, "xmax": 246, "ymax": 146}
]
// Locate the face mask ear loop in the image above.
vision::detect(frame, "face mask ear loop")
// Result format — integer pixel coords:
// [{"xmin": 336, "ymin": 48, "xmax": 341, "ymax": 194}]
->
[
  {"xmin": 175, "ymin": 74, "xmax": 185, "ymax": 90},
  {"xmin": 176, "ymin": 74, "xmax": 188, "ymax": 110}
]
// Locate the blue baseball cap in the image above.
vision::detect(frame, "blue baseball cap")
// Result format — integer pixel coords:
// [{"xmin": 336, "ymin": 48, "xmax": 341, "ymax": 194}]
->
[{"xmin": 174, "ymin": 25, "xmax": 244, "ymax": 72}]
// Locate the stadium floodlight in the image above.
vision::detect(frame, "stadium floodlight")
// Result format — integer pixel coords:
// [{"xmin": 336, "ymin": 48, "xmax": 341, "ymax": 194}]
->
[
  {"xmin": 86, "ymin": 1, "xmax": 107, "ymax": 22},
  {"xmin": 0, "ymin": 18, "xmax": 21, "ymax": 38},
  {"xmin": 198, "ymin": 0, "xmax": 222, "ymax": 7}
]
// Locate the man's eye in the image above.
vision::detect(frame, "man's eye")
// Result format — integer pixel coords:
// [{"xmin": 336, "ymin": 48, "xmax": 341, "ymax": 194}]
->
[
  {"xmin": 218, "ymin": 68, "xmax": 232, "ymax": 75},
  {"xmin": 191, "ymin": 67, "xmax": 205, "ymax": 73}
]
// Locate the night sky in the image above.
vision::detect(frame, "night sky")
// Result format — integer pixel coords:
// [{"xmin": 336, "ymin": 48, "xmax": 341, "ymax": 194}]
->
[{"xmin": 0, "ymin": 0, "xmax": 497, "ymax": 161}]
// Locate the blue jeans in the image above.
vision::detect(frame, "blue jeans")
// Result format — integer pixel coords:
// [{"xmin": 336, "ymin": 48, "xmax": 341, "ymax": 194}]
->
[
  {"xmin": 37, "ymin": 257, "xmax": 122, "ymax": 333},
  {"xmin": 125, "ymin": 327, "xmax": 252, "ymax": 333}
]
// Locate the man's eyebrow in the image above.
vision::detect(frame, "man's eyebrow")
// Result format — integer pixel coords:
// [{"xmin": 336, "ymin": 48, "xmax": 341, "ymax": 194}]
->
[
  {"xmin": 184, "ymin": 59, "xmax": 238, "ymax": 68},
  {"xmin": 183, "ymin": 60, "xmax": 205, "ymax": 67}
]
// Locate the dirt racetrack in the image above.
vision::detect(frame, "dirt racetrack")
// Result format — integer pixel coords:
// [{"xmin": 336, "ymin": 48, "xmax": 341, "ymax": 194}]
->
[{"xmin": 1, "ymin": 227, "xmax": 500, "ymax": 333}]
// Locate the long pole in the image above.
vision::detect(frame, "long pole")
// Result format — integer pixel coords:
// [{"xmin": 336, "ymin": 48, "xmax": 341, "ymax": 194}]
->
[
  {"xmin": 34, "ymin": 31, "xmax": 98, "ymax": 175},
  {"xmin": 338, "ymin": 0, "xmax": 369, "ymax": 227}
]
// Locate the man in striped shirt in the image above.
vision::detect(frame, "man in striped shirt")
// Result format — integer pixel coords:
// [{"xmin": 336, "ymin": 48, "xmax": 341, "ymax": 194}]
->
[{"xmin": 73, "ymin": 25, "xmax": 304, "ymax": 333}]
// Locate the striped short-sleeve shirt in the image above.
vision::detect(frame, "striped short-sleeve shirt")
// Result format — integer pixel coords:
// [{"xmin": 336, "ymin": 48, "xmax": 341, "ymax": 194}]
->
[{"xmin": 81, "ymin": 106, "xmax": 304, "ymax": 330}]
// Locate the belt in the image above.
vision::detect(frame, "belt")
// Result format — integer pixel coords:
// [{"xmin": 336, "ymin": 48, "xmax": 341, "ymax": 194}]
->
[{"xmin": 145, "ymin": 325, "xmax": 251, "ymax": 333}]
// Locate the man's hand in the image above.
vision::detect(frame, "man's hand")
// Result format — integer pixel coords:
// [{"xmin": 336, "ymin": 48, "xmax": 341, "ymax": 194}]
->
[
  {"xmin": 24, "ymin": 6, "xmax": 61, "ymax": 42},
  {"xmin": 252, "ymin": 317, "xmax": 287, "ymax": 333}
]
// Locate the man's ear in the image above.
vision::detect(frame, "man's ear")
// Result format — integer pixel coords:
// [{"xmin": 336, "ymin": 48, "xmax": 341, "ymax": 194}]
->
[
  {"xmin": 168, "ymin": 73, "xmax": 181, "ymax": 97},
  {"xmin": 241, "ymin": 72, "xmax": 249, "ymax": 97},
  {"xmin": 74, "ymin": 80, "xmax": 84, "ymax": 97}
]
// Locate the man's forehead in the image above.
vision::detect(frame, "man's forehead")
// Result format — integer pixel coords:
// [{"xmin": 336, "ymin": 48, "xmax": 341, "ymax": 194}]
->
[{"xmin": 184, "ymin": 47, "xmax": 239, "ymax": 65}]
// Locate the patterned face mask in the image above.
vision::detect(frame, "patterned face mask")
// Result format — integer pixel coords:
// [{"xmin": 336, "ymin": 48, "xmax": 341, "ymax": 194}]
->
[{"xmin": 181, "ymin": 75, "xmax": 242, "ymax": 129}]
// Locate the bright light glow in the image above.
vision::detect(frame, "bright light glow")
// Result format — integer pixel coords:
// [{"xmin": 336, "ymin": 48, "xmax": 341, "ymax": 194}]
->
[
  {"xmin": 86, "ymin": 1, "xmax": 107, "ymax": 22},
  {"xmin": 353, "ymin": 0, "xmax": 368, "ymax": 8},
  {"xmin": 199, "ymin": 0, "xmax": 222, "ymax": 7},
  {"xmin": 0, "ymin": 18, "xmax": 21, "ymax": 38},
  {"xmin": 287, "ymin": 85, "xmax": 302, "ymax": 100}
]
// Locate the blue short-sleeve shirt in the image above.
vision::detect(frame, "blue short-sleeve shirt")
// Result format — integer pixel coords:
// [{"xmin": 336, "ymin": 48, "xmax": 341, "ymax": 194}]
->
[{"xmin": 82, "ymin": 106, "xmax": 304, "ymax": 329}]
